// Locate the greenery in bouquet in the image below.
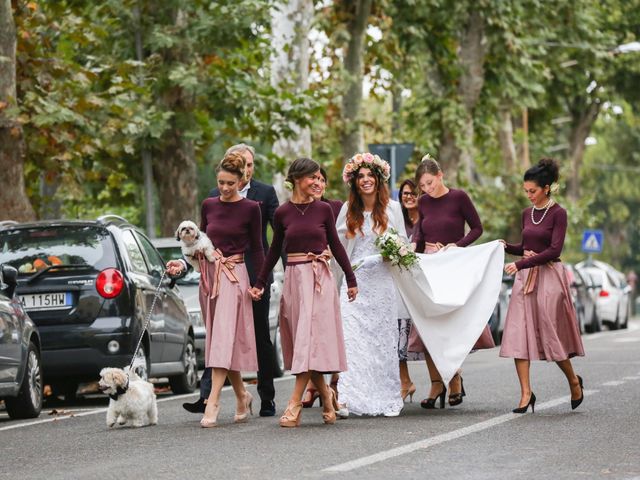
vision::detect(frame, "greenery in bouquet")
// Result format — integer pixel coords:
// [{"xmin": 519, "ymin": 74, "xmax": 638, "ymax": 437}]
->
[{"xmin": 374, "ymin": 229, "xmax": 418, "ymax": 270}]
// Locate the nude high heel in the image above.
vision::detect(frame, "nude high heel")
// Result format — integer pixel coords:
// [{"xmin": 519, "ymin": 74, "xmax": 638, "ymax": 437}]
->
[
  {"xmin": 234, "ymin": 391, "xmax": 254, "ymax": 423},
  {"xmin": 322, "ymin": 389, "xmax": 337, "ymax": 425},
  {"xmin": 401, "ymin": 382, "xmax": 416, "ymax": 403},
  {"xmin": 279, "ymin": 401, "xmax": 303, "ymax": 428},
  {"xmin": 200, "ymin": 403, "xmax": 220, "ymax": 428}
]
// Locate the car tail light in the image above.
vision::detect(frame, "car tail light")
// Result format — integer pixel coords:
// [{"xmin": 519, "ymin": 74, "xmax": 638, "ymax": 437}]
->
[
  {"xmin": 96, "ymin": 268, "xmax": 124, "ymax": 299},
  {"xmin": 599, "ymin": 290, "xmax": 609, "ymax": 297}
]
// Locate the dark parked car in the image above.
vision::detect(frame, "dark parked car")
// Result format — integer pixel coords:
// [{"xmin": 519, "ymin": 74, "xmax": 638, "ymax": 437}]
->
[
  {"xmin": 0, "ymin": 216, "xmax": 197, "ymax": 399},
  {"xmin": 0, "ymin": 264, "xmax": 43, "ymax": 419},
  {"xmin": 488, "ymin": 273, "xmax": 514, "ymax": 345},
  {"xmin": 150, "ymin": 237, "xmax": 206, "ymax": 368}
]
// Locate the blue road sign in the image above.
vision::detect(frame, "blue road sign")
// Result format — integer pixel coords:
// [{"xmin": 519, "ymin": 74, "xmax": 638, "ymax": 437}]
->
[{"xmin": 581, "ymin": 229, "xmax": 604, "ymax": 253}]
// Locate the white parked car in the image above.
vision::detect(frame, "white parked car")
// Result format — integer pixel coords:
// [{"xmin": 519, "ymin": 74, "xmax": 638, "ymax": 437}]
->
[{"xmin": 576, "ymin": 260, "xmax": 631, "ymax": 330}]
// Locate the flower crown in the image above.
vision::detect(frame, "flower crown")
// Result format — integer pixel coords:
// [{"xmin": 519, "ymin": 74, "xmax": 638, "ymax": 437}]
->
[{"xmin": 342, "ymin": 152, "xmax": 391, "ymax": 184}]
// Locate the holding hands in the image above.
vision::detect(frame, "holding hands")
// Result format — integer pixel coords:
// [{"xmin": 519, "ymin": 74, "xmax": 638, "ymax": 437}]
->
[{"xmin": 248, "ymin": 287, "xmax": 264, "ymax": 301}]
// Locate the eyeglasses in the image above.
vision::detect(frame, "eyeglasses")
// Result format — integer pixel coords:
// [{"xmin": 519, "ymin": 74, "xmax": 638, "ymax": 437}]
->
[{"xmin": 401, "ymin": 191, "xmax": 418, "ymax": 198}]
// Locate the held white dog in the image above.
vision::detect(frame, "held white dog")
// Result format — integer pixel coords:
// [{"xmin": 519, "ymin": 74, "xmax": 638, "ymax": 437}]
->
[
  {"xmin": 175, "ymin": 220, "xmax": 216, "ymax": 272},
  {"xmin": 98, "ymin": 368, "xmax": 158, "ymax": 428}
]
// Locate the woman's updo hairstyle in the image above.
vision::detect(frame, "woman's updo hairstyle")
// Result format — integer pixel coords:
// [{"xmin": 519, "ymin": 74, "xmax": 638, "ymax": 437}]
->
[
  {"xmin": 524, "ymin": 158, "xmax": 559, "ymax": 196},
  {"xmin": 414, "ymin": 154, "xmax": 442, "ymax": 186},
  {"xmin": 286, "ymin": 157, "xmax": 320, "ymax": 187},
  {"xmin": 217, "ymin": 151, "xmax": 247, "ymax": 181}
]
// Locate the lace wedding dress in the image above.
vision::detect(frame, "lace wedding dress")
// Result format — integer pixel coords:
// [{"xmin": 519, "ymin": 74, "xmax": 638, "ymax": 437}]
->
[{"xmin": 338, "ymin": 213, "xmax": 403, "ymax": 416}]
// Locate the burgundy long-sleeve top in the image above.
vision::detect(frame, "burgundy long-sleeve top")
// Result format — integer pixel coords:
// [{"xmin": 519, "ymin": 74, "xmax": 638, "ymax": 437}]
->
[
  {"xmin": 505, "ymin": 203, "xmax": 567, "ymax": 270},
  {"xmin": 200, "ymin": 197, "xmax": 264, "ymax": 279},
  {"xmin": 413, "ymin": 188, "xmax": 483, "ymax": 253},
  {"xmin": 256, "ymin": 200, "xmax": 357, "ymax": 290}
]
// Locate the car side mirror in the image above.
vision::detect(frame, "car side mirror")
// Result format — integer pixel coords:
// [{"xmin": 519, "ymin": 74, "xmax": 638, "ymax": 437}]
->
[{"xmin": 1, "ymin": 265, "xmax": 18, "ymax": 298}]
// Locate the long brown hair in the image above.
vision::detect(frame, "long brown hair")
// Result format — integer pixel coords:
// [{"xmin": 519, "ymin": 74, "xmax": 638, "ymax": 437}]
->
[{"xmin": 346, "ymin": 168, "xmax": 390, "ymax": 239}]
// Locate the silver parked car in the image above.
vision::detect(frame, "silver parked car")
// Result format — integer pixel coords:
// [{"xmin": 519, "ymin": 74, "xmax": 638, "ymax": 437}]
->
[
  {"xmin": 576, "ymin": 260, "xmax": 631, "ymax": 330},
  {"xmin": 0, "ymin": 264, "xmax": 43, "ymax": 419},
  {"xmin": 151, "ymin": 237, "xmax": 285, "ymax": 375}
]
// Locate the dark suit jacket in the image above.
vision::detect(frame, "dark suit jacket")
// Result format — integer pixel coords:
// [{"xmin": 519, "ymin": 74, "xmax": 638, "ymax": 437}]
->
[{"xmin": 208, "ymin": 178, "xmax": 280, "ymax": 284}]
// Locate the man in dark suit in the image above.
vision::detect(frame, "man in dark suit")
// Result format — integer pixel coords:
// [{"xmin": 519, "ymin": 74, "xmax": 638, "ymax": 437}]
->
[{"xmin": 181, "ymin": 143, "xmax": 280, "ymax": 417}]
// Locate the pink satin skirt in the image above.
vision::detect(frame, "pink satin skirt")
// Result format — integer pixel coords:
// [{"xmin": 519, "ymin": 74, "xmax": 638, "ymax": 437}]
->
[
  {"xmin": 199, "ymin": 260, "xmax": 258, "ymax": 371},
  {"xmin": 280, "ymin": 262, "xmax": 347, "ymax": 374},
  {"xmin": 499, "ymin": 262, "xmax": 585, "ymax": 361}
]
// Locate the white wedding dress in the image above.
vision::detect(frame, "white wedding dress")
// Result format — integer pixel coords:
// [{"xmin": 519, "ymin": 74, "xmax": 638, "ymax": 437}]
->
[{"xmin": 338, "ymin": 213, "xmax": 404, "ymax": 416}]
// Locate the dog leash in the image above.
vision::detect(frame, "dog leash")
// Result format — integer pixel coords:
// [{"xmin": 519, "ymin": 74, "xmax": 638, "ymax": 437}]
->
[{"xmin": 127, "ymin": 269, "xmax": 167, "ymax": 373}]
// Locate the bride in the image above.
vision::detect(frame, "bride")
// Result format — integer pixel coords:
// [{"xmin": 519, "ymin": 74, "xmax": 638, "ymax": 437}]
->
[{"xmin": 333, "ymin": 153, "xmax": 407, "ymax": 417}]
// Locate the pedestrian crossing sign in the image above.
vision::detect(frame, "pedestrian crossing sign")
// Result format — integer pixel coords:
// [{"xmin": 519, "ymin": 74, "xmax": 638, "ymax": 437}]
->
[{"xmin": 581, "ymin": 229, "xmax": 604, "ymax": 253}]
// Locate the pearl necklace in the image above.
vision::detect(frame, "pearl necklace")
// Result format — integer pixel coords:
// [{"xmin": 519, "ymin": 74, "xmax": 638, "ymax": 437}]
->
[{"xmin": 530, "ymin": 198, "xmax": 554, "ymax": 225}]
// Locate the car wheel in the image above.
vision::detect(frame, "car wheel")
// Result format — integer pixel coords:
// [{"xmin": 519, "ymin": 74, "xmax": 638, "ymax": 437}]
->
[
  {"xmin": 621, "ymin": 302, "xmax": 629, "ymax": 329},
  {"xmin": 169, "ymin": 337, "xmax": 198, "ymax": 394},
  {"xmin": 131, "ymin": 345, "xmax": 150, "ymax": 381},
  {"xmin": 5, "ymin": 342, "xmax": 43, "ymax": 419},
  {"xmin": 610, "ymin": 311, "xmax": 620, "ymax": 331}
]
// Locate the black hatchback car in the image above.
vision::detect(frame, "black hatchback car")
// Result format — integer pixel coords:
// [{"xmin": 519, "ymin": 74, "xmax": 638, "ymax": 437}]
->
[{"xmin": 0, "ymin": 216, "xmax": 198, "ymax": 398}]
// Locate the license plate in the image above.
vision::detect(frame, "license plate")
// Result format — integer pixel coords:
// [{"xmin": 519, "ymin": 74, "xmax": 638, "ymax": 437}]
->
[{"xmin": 20, "ymin": 293, "xmax": 73, "ymax": 311}]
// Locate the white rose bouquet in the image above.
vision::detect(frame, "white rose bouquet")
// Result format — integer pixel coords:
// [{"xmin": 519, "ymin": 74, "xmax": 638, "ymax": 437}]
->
[{"xmin": 374, "ymin": 228, "xmax": 418, "ymax": 270}]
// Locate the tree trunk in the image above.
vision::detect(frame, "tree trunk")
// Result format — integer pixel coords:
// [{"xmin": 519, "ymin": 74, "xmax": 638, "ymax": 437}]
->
[
  {"xmin": 0, "ymin": 0, "xmax": 36, "ymax": 222},
  {"xmin": 153, "ymin": 118, "xmax": 197, "ymax": 236},
  {"xmin": 339, "ymin": 0, "xmax": 372, "ymax": 160},
  {"xmin": 455, "ymin": 9, "xmax": 486, "ymax": 181},
  {"xmin": 497, "ymin": 107, "xmax": 517, "ymax": 174},
  {"xmin": 270, "ymin": 0, "xmax": 313, "ymax": 202},
  {"xmin": 391, "ymin": 82, "xmax": 402, "ymax": 140},
  {"xmin": 567, "ymin": 100, "xmax": 600, "ymax": 201},
  {"xmin": 153, "ymin": 8, "xmax": 198, "ymax": 236}
]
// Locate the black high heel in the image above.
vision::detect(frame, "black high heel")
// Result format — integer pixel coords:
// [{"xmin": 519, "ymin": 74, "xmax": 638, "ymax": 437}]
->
[
  {"xmin": 571, "ymin": 375, "xmax": 584, "ymax": 410},
  {"xmin": 448, "ymin": 374, "xmax": 466, "ymax": 407},
  {"xmin": 512, "ymin": 392, "xmax": 536, "ymax": 414},
  {"xmin": 421, "ymin": 380, "xmax": 447, "ymax": 409}
]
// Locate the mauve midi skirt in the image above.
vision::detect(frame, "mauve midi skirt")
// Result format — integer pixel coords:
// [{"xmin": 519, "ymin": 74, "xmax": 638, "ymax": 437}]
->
[
  {"xmin": 199, "ymin": 261, "xmax": 258, "ymax": 371},
  {"xmin": 499, "ymin": 262, "xmax": 585, "ymax": 361},
  {"xmin": 280, "ymin": 262, "xmax": 348, "ymax": 374}
]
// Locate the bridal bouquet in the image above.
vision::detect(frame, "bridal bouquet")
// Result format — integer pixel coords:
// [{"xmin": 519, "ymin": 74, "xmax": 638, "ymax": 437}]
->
[{"xmin": 374, "ymin": 229, "xmax": 418, "ymax": 270}]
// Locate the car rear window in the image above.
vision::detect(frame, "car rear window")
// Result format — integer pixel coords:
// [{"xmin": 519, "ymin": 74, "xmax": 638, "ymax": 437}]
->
[{"xmin": 0, "ymin": 225, "xmax": 117, "ymax": 276}]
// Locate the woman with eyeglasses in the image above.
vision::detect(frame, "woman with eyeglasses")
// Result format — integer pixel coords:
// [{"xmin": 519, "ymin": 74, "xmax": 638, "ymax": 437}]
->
[{"xmin": 397, "ymin": 179, "xmax": 420, "ymax": 403}]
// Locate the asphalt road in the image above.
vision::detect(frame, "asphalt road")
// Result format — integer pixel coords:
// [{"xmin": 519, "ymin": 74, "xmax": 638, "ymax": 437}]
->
[{"xmin": 2, "ymin": 319, "xmax": 640, "ymax": 480}]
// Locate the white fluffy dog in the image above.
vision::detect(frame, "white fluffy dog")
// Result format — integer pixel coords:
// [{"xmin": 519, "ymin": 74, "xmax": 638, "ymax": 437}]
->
[
  {"xmin": 175, "ymin": 220, "xmax": 215, "ymax": 272},
  {"xmin": 98, "ymin": 368, "xmax": 158, "ymax": 428}
]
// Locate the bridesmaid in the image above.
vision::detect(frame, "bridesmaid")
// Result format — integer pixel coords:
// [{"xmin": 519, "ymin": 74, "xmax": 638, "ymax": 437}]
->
[
  {"xmin": 412, "ymin": 154, "xmax": 495, "ymax": 409},
  {"xmin": 167, "ymin": 151, "xmax": 264, "ymax": 427},
  {"xmin": 250, "ymin": 158, "xmax": 358, "ymax": 427},
  {"xmin": 301, "ymin": 167, "xmax": 343, "ymax": 408},
  {"xmin": 398, "ymin": 179, "xmax": 419, "ymax": 402},
  {"xmin": 500, "ymin": 158, "xmax": 585, "ymax": 413}
]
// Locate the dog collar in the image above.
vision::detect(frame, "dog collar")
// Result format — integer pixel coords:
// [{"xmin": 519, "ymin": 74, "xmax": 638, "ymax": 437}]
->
[{"xmin": 109, "ymin": 377, "xmax": 130, "ymax": 401}]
